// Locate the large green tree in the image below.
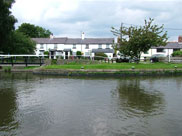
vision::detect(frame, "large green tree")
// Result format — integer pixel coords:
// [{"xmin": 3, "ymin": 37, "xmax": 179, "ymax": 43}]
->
[
  {"xmin": 111, "ymin": 18, "xmax": 168, "ymax": 61},
  {"xmin": 0, "ymin": 1, "xmax": 38, "ymax": 54},
  {"xmin": 6, "ymin": 31, "xmax": 36, "ymax": 54},
  {"xmin": 0, "ymin": 0, "xmax": 17, "ymax": 53},
  {"xmin": 17, "ymin": 23, "xmax": 52, "ymax": 38}
]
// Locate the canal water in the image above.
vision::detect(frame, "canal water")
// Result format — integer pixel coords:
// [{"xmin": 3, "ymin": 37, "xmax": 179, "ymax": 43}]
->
[{"xmin": 0, "ymin": 73, "xmax": 182, "ymax": 136}]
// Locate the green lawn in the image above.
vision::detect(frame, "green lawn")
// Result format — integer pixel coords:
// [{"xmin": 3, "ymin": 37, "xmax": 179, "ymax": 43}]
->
[{"xmin": 43, "ymin": 63, "xmax": 182, "ymax": 70}]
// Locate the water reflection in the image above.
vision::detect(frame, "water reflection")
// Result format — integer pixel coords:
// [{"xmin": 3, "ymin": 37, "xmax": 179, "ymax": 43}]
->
[
  {"xmin": 0, "ymin": 87, "xmax": 18, "ymax": 135},
  {"xmin": 1, "ymin": 73, "xmax": 182, "ymax": 136},
  {"xmin": 112, "ymin": 78, "xmax": 165, "ymax": 117}
]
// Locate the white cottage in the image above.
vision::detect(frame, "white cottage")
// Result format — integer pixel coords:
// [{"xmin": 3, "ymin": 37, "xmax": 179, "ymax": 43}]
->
[
  {"xmin": 141, "ymin": 36, "xmax": 182, "ymax": 59},
  {"xmin": 32, "ymin": 33, "xmax": 114, "ymax": 59}
]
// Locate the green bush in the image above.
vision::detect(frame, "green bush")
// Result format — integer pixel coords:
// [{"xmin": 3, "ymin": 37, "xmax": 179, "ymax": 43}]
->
[
  {"xmin": 76, "ymin": 51, "xmax": 82, "ymax": 56},
  {"xmin": 51, "ymin": 59, "xmax": 57, "ymax": 65},
  {"xmin": 94, "ymin": 52, "xmax": 108, "ymax": 60},
  {"xmin": 44, "ymin": 51, "xmax": 49, "ymax": 55},
  {"xmin": 3, "ymin": 67, "xmax": 11, "ymax": 72},
  {"xmin": 172, "ymin": 51, "xmax": 182, "ymax": 57},
  {"xmin": 76, "ymin": 51, "xmax": 82, "ymax": 59}
]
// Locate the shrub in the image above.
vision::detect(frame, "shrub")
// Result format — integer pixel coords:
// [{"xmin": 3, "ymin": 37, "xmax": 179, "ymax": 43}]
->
[
  {"xmin": 76, "ymin": 51, "xmax": 82, "ymax": 59},
  {"xmin": 44, "ymin": 51, "xmax": 49, "ymax": 55},
  {"xmin": 51, "ymin": 59, "xmax": 57, "ymax": 65},
  {"xmin": 94, "ymin": 52, "xmax": 108, "ymax": 60},
  {"xmin": 3, "ymin": 67, "xmax": 11, "ymax": 72},
  {"xmin": 172, "ymin": 51, "xmax": 182, "ymax": 57},
  {"xmin": 76, "ymin": 51, "xmax": 82, "ymax": 56}
]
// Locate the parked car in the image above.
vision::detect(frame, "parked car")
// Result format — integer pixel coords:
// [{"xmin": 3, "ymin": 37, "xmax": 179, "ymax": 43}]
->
[
  {"xmin": 116, "ymin": 53, "xmax": 130, "ymax": 63},
  {"xmin": 150, "ymin": 54, "xmax": 166, "ymax": 62},
  {"xmin": 116, "ymin": 57, "xmax": 130, "ymax": 63}
]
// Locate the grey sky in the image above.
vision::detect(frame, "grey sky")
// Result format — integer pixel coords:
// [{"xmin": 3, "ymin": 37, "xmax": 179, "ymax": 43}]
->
[{"xmin": 11, "ymin": 0, "xmax": 182, "ymax": 41}]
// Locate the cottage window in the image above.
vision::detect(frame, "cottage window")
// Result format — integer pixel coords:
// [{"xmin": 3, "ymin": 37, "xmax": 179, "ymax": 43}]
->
[
  {"xmin": 73, "ymin": 44, "xmax": 76, "ymax": 49},
  {"xmin": 40, "ymin": 44, "xmax": 44, "ymax": 49},
  {"xmin": 72, "ymin": 52, "xmax": 76, "ymax": 56},
  {"xmin": 98, "ymin": 44, "xmax": 102, "ymax": 49},
  {"xmin": 157, "ymin": 48, "xmax": 164, "ymax": 53},
  {"xmin": 85, "ymin": 52, "xmax": 90, "ymax": 56},
  {"xmin": 106, "ymin": 44, "xmax": 110, "ymax": 49},
  {"xmin": 54, "ymin": 44, "xmax": 57, "ymax": 49},
  {"xmin": 85, "ymin": 44, "xmax": 89, "ymax": 49}
]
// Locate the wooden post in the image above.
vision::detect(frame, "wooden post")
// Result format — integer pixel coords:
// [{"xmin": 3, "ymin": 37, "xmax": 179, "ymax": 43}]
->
[
  {"xmin": 25, "ymin": 57, "xmax": 28, "ymax": 67},
  {"xmin": 2, "ymin": 57, "xmax": 4, "ymax": 64},
  {"xmin": 11, "ymin": 57, "xmax": 14, "ymax": 66},
  {"xmin": 40, "ymin": 57, "xmax": 42, "ymax": 66}
]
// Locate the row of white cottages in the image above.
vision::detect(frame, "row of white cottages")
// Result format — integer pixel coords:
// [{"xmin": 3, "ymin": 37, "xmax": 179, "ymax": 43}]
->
[{"xmin": 32, "ymin": 34, "xmax": 182, "ymax": 59}]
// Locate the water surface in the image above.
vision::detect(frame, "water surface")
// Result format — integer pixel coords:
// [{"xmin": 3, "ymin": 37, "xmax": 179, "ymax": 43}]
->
[{"xmin": 0, "ymin": 73, "xmax": 182, "ymax": 136}]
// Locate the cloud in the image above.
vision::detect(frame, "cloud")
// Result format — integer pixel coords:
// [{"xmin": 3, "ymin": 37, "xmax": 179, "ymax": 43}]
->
[{"xmin": 11, "ymin": 0, "xmax": 182, "ymax": 40}]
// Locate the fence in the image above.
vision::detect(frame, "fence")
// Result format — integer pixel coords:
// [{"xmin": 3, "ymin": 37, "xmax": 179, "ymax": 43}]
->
[
  {"xmin": 0, "ymin": 55, "xmax": 46, "ymax": 66},
  {"xmin": 0, "ymin": 55, "xmax": 116, "ymax": 66}
]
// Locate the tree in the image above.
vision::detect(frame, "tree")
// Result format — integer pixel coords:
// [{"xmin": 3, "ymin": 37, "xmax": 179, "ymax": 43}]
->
[
  {"xmin": 111, "ymin": 18, "xmax": 168, "ymax": 61},
  {"xmin": 0, "ymin": 0, "xmax": 17, "ymax": 53},
  {"xmin": 0, "ymin": 1, "xmax": 37, "ymax": 54},
  {"xmin": 6, "ymin": 31, "xmax": 36, "ymax": 54},
  {"xmin": 16, "ymin": 23, "xmax": 52, "ymax": 38}
]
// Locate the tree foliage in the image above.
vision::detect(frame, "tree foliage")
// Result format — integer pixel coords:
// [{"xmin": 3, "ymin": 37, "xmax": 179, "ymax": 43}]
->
[
  {"xmin": 172, "ymin": 51, "xmax": 182, "ymax": 57},
  {"xmin": 0, "ymin": 1, "xmax": 45, "ymax": 54},
  {"xmin": 17, "ymin": 23, "xmax": 52, "ymax": 38},
  {"xmin": 0, "ymin": 0, "xmax": 17, "ymax": 52},
  {"xmin": 6, "ymin": 31, "xmax": 36, "ymax": 54},
  {"xmin": 111, "ymin": 18, "xmax": 168, "ymax": 60}
]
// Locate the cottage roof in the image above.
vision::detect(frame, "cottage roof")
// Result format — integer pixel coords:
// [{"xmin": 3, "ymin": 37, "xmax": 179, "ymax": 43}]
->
[
  {"xmin": 32, "ymin": 38, "xmax": 67, "ymax": 44},
  {"xmin": 32, "ymin": 37, "xmax": 114, "ymax": 44},
  {"xmin": 152, "ymin": 42, "xmax": 182, "ymax": 49}
]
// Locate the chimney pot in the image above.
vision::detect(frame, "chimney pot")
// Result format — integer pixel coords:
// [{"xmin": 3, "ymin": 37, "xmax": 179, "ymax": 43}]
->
[
  {"xmin": 81, "ymin": 32, "xmax": 85, "ymax": 40},
  {"xmin": 178, "ymin": 36, "xmax": 182, "ymax": 43},
  {"xmin": 50, "ymin": 33, "xmax": 54, "ymax": 39}
]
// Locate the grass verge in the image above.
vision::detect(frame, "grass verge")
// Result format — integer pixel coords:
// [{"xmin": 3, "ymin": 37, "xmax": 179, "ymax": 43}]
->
[{"xmin": 43, "ymin": 63, "xmax": 182, "ymax": 70}]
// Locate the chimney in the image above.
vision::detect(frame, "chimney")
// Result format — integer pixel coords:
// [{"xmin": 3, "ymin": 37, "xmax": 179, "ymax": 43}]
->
[
  {"xmin": 81, "ymin": 32, "xmax": 85, "ymax": 40},
  {"xmin": 50, "ymin": 33, "xmax": 54, "ymax": 39},
  {"xmin": 178, "ymin": 36, "xmax": 182, "ymax": 43}
]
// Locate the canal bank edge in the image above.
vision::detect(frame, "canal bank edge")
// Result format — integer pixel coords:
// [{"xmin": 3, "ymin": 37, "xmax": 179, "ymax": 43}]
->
[
  {"xmin": 32, "ymin": 68, "xmax": 182, "ymax": 77},
  {"xmin": 1, "ymin": 67, "xmax": 182, "ymax": 77}
]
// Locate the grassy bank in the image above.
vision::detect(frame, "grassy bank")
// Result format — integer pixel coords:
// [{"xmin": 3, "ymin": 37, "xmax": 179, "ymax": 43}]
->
[{"xmin": 43, "ymin": 63, "xmax": 182, "ymax": 70}]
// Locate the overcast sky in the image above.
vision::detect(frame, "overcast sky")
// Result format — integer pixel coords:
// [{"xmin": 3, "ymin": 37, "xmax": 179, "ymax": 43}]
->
[{"xmin": 11, "ymin": 0, "xmax": 182, "ymax": 41}]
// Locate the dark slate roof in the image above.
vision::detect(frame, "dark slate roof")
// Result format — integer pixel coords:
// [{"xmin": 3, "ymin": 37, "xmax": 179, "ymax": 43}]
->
[
  {"xmin": 151, "ymin": 42, "xmax": 182, "ymax": 49},
  {"xmin": 32, "ymin": 38, "xmax": 114, "ymax": 44},
  {"xmin": 92, "ymin": 49, "xmax": 114, "ymax": 53},
  {"xmin": 32, "ymin": 38, "xmax": 67, "ymax": 44}
]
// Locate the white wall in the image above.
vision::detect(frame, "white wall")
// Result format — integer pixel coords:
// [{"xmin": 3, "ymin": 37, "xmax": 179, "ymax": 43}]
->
[
  {"xmin": 35, "ymin": 43, "xmax": 113, "ymax": 58},
  {"xmin": 141, "ymin": 48, "xmax": 174, "ymax": 59}
]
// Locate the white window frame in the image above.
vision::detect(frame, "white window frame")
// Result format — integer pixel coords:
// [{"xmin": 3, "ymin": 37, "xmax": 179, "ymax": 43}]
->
[
  {"xmin": 85, "ymin": 52, "xmax": 90, "ymax": 56},
  {"xmin": 106, "ymin": 44, "xmax": 110, "ymax": 49},
  {"xmin": 85, "ymin": 44, "xmax": 89, "ymax": 49},
  {"xmin": 98, "ymin": 44, "xmax": 102, "ymax": 49},
  {"xmin": 54, "ymin": 44, "xmax": 57, "ymax": 49},
  {"xmin": 157, "ymin": 48, "xmax": 165, "ymax": 53},
  {"xmin": 73, "ymin": 44, "xmax": 76, "ymax": 49},
  {"xmin": 40, "ymin": 44, "xmax": 44, "ymax": 49}
]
